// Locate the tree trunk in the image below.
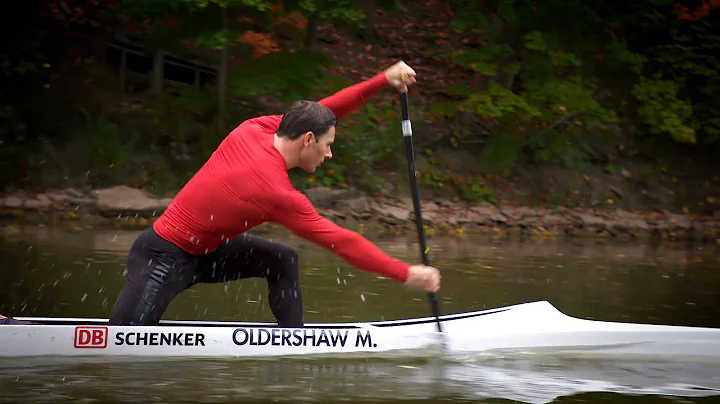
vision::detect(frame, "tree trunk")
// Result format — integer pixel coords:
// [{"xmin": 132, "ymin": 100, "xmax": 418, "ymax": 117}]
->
[
  {"xmin": 304, "ymin": 15, "xmax": 318, "ymax": 50},
  {"xmin": 218, "ymin": 6, "xmax": 228, "ymax": 131},
  {"xmin": 495, "ymin": 65, "xmax": 516, "ymax": 90},
  {"xmin": 360, "ymin": 0, "xmax": 377, "ymax": 43},
  {"xmin": 119, "ymin": 49, "xmax": 127, "ymax": 97},
  {"xmin": 495, "ymin": 33, "xmax": 524, "ymax": 90},
  {"xmin": 151, "ymin": 48, "xmax": 165, "ymax": 95}
]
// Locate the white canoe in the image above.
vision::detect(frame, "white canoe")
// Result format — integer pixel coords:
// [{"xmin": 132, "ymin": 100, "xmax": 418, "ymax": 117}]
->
[{"xmin": 2, "ymin": 300, "xmax": 719, "ymax": 361}]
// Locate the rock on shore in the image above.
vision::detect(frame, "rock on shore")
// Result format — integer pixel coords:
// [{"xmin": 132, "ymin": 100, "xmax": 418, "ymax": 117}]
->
[{"xmin": 1, "ymin": 185, "xmax": 718, "ymax": 242}]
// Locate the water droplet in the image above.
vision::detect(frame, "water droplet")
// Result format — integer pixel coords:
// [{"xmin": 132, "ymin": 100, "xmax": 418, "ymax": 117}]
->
[
  {"xmin": 80, "ymin": 293, "xmax": 87, "ymax": 303},
  {"xmin": 360, "ymin": 293, "xmax": 365, "ymax": 302},
  {"xmin": 210, "ymin": 214, "xmax": 214, "ymax": 221},
  {"xmin": 337, "ymin": 278, "xmax": 340, "ymax": 284}
]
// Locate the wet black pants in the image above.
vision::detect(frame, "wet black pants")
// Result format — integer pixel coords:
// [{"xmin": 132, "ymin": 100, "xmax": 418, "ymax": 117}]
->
[{"xmin": 108, "ymin": 227, "xmax": 303, "ymax": 326}]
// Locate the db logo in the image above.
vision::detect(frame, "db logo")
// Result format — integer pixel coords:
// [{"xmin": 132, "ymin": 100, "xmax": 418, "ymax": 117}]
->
[{"xmin": 74, "ymin": 326, "xmax": 108, "ymax": 349}]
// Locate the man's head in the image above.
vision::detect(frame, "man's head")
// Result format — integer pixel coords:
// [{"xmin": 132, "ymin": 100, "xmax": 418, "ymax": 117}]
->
[{"xmin": 276, "ymin": 100, "xmax": 337, "ymax": 172}]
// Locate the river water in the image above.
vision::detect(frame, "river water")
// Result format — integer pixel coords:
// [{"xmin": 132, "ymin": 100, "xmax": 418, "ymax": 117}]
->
[{"xmin": 0, "ymin": 225, "xmax": 719, "ymax": 403}]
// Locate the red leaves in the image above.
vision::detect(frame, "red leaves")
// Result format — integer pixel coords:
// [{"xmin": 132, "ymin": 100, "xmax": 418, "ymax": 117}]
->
[
  {"xmin": 239, "ymin": 31, "xmax": 279, "ymax": 57},
  {"xmin": 674, "ymin": 0, "xmax": 720, "ymax": 20}
]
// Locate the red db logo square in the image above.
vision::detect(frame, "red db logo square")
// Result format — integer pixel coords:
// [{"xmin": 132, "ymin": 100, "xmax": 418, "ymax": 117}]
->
[{"xmin": 74, "ymin": 326, "xmax": 108, "ymax": 349}]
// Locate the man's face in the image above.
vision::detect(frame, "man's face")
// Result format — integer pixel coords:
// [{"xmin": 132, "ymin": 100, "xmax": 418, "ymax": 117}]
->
[{"xmin": 299, "ymin": 126, "xmax": 335, "ymax": 173}]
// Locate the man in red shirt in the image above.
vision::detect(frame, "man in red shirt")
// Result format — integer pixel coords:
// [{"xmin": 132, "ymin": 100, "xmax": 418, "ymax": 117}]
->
[{"xmin": 108, "ymin": 61, "xmax": 440, "ymax": 327}]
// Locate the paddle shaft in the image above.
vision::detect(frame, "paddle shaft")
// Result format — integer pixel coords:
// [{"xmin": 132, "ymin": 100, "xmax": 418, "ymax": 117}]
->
[{"xmin": 399, "ymin": 91, "xmax": 443, "ymax": 333}]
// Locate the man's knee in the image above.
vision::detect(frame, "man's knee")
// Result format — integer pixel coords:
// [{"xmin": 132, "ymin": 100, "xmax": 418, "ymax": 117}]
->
[
  {"xmin": 264, "ymin": 244, "xmax": 299, "ymax": 281},
  {"xmin": 280, "ymin": 246, "xmax": 299, "ymax": 267}
]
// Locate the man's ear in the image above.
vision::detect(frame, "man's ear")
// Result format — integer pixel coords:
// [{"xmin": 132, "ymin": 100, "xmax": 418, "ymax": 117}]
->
[{"xmin": 302, "ymin": 131, "xmax": 314, "ymax": 147}]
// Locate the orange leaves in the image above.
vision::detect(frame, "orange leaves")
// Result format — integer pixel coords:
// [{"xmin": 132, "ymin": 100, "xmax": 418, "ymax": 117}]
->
[
  {"xmin": 234, "ymin": 1, "xmax": 305, "ymax": 57},
  {"xmin": 238, "ymin": 31, "xmax": 279, "ymax": 57},
  {"xmin": 275, "ymin": 10, "xmax": 307, "ymax": 29},
  {"xmin": 269, "ymin": 2, "xmax": 308, "ymax": 29},
  {"xmin": 674, "ymin": 0, "xmax": 720, "ymax": 21}
]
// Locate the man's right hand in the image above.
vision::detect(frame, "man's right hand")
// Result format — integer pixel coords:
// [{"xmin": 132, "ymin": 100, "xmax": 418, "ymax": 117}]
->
[
  {"xmin": 384, "ymin": 61, "xmax": 417, "ymax": 93},
  {"xmin": 404, "ymin": 264, "xmax": 441, "ymax": 293}
]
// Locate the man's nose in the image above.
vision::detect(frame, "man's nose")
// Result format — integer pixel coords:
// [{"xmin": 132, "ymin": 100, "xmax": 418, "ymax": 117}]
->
[{"xmin": 325, "ymin": 150, "xmax": 332, "ymax": 159}]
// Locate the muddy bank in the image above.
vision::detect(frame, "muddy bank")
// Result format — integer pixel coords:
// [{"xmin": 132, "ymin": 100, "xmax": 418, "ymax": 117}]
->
[{"xmin": 1, "ymin": 185, "xmax": 718, "ymax": 243}]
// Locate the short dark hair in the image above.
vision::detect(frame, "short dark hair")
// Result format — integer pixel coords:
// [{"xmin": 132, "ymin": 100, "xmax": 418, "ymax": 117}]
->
[{"xmin": 276, "ymin": 100, "xmax": 337, "ymax": 140}]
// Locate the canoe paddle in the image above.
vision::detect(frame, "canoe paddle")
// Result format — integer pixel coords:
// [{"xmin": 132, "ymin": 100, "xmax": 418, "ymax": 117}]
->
[{"xmin": 398, "ymin": 75, "xmax": 444, "ymax": 334}]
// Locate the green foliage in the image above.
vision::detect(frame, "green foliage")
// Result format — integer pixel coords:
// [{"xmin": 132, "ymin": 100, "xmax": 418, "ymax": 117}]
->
[
  {"xmin": 638, "ymin": 11, "xmax": 720, "ymax": 144},
  {"xmin": 435, "ymin": 0, "xmax": 719, "ymax": 189},
  {"xmin": 525, "ymin": 76, "xmax": 616, "ymax": 123},
  {"xmin": 462, "ymin": 81, "xmax": 540, "ymax": 119},
  {"xmin": 632, "ymin": 76, "xmax": 696, "ymax": 144},
  {"xmin": 3, "ymin": 0, "xmax": 720, "ymax": 204},
  {"xmin": 285, "ymin": 0, "xmax": 365, "ymax": 27},
  {"xmin": 334, "ymin": 99, "xmax": 403, "ymax": 167},
  {"xmin": 605, "ymin": 38, "xmax": 647, "ymax": 74},
  {"xmin": 416, "ymin": 161, "xmax": 496, "ymax": 203},
  {"xmin": 418, "ymin": 169, "xmax": 448, "ymax": 189},
  {"xmin": 302, "ymin": 160, "xmax": 348, "ymax": 188},
  {"xmin": 70, "ymin": 114, "xmax": 136, "ymax": 170},
  {"xmin": 0, "ymin": 103, "xmax": 27, "ymax": 143},
  {"xmin": 479, "ymin": 134, "xmax": 523, "ymax": 178},
  {"xmin": 455, "ymin": 177, "xmax": 496, "ymax": 203},
  {"xmin": 525, "ymin": 129, "xmax": 591, "ymax": 168},
  {"xmin": 187, "ymin": 0, "xmax": 273, "ymax": 9},
  {"xmin": 229, "ymin": 50, "xmax": 335, "ymax": 102},
  {"xmin": 31, "ymin": 114, "xmax": 139, "ymax": 187}
]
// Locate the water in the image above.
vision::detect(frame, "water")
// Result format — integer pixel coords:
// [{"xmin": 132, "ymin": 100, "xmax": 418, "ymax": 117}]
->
[{"xmin": 1, "ymin": 225, "xmax": 719, "ymax": 403}]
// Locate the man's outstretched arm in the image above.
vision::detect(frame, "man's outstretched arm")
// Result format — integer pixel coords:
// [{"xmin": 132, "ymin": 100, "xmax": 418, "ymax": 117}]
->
[
  {"xmin": 318, "ymin": 61, "xmax": 417, "ymax": 120},
  {"xmin": 270, "ymin": 191, "xmax": 439, "ymax": 292}
]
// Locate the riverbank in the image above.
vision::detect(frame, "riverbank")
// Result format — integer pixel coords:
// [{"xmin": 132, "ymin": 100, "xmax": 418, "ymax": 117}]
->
[{"xmin": 1, "ymin": 185, "xmax": 718, "ymax": 244}]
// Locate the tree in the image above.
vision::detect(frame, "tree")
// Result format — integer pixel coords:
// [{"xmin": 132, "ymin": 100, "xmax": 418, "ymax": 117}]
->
[{"xmin": 430, "ymin": 0, "xmax": 718, "ymax": 177}]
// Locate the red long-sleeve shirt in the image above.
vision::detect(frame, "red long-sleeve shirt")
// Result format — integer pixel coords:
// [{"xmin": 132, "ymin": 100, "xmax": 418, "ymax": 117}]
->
[{"xmin": 153, "ymin": 72, "xmax": 410, "ymax": 282}]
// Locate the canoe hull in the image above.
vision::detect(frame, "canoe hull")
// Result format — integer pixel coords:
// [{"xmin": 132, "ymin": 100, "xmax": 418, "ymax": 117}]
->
[{"xmin": 2, "ymin": 301, "xmax": 719, "ymax": 361}]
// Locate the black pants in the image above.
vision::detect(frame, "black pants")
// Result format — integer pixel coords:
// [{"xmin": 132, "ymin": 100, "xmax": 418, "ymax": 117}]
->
[
  {"xmin": 108, "ymin": 227, "xmax": 303, "ymax": 326},
  {"xmin": 0, "ymin": 317, "xmax": 33, "ymax": 325}
]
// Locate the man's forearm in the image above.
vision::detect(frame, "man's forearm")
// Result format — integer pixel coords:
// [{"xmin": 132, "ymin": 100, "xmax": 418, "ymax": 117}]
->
[{"xmin": 317, "ymin": 72, "xmax": 388, "ymax": 120}]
